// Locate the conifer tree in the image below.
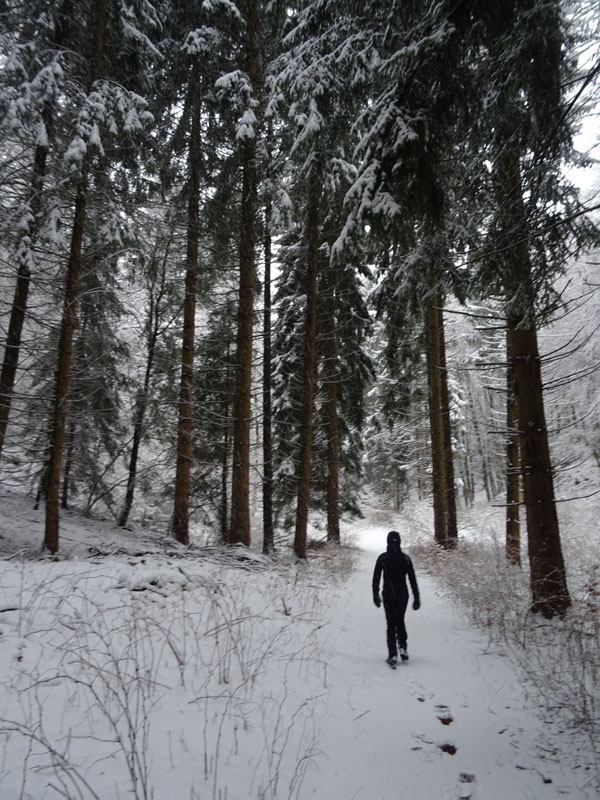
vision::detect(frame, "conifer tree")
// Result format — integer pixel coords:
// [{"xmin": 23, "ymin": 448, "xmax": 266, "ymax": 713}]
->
[
  {"xmin": 424, "ymin": 293, "xmax": 457, "ymax": 548},
  {"xmin": 506, "ymin": 318, "xmax": 522, "ymax": 566},
  {"xmin": 322, "ymin": 256, "xmax": 341, "ymax": 543},
  {"xmin": 272, "ymin": 5, "xmax": 374, "ymax": 550},
  {"xmin": 44, "ymin": 0, "xmax": 109, "ymax": 553},
  {"xmin": 171, "ymin": 77, "xmax": 201, "ymax": 546},
  {"xmin": 193, "ymin": 295, "xmax": 237, "ymax": 540},
  {"xmin": 118, "ymin": 214, "xmax": 181, "ymax": 529},
  {"xmin": 262, "ymin": 192, "xmax": 275, "ymax": 553},
  {"xmin": 227, "ymin": 0, "xmax": 260, "ymax": 547},
  {"xmin": 293, "ymin": 163, "xmax": 321, "ymax": 558},
  {"xmin": 341, "ymin": 0, "xmax": 472, "ymax": 548},
  {"xmin": 56, "ymin": 247, "xmax": 126, "ymax": 515},
  {"xmin": 0, "ymin": 0, "xmax": 74, "ymax": 460},
  {"xmin": 471, "ymin": 0, "xmax": 598, "ymax": 616},
  {"xmin": 153, "ymin": 1, "xmax": 235, "ymax": 544},
  {"xmin": 40, "ymin": 0, "xmax": 159, "ymax": 551}
]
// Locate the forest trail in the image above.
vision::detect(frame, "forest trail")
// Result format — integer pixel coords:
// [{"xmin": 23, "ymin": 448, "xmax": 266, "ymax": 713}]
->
[{"xmin": 301, "ymin": 522, "xmax": 593, "ymax": 800}]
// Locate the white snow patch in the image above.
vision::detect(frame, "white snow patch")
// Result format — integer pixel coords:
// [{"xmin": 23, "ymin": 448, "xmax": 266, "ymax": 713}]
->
[{"xmin": 0, "ymin": 491, "xmax": 596, "ymax": 799}]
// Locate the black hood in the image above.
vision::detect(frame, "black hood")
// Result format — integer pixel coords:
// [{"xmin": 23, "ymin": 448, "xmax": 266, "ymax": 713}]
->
[{"xmin": 387, "ymin": 530, "xmax": 401, "ymax": 554}]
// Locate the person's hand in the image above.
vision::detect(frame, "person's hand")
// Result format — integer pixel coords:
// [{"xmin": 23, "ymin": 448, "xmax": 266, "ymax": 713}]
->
[
  {"xmin": 373, "ymin": 593, "xmax": 381, "ymax": 608},
  {"xmin": 413, "ymin": 598, "xmax": 421, "ymax": 611}
]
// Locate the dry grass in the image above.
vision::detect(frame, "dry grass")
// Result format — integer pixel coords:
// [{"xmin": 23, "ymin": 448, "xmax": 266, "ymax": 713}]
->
[{"xmin": 409, "ymin": 529, "xmax": 600, "ymax": 787}]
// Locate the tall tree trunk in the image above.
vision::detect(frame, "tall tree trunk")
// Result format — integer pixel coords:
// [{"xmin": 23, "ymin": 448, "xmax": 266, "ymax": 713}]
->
[
  {"xmin": 438, "ymin": 301, "xmax": 458, "ymax": 547},
  {"xmin": 0, "ymin": 1, "xmax": 73, "ymax": 460},
  {"xmin": 62, "ymin": 312, "xmax": 88, "ymax": 510},
  {"xmin": 424, "ymin": 296, "xmax": 457, "ymax": 549},
  {"xmin": 262, "ymin": 197, "xmax": 274, "ymax": 554},
  {"xmin": 44, "ymin": 0, "xmax": 108, "ymax": 553},
  {"xmin": 323, "ymin": 261, "xmax": 340, "ymax": 543},
  {"xmin": 510, "ymin": 321, "xmax": 569, "ymax": 615},
  {"xmin": 118, "ymin": 242, "xmax": 171, "ymax": 528},
  {"xmin": 61, "ymin": 418, "xmax": 76, "ymax": 510},
  {"xmin": 229, "ymin": 0, "xmax": 259, "ymax": 547},
  {"xmin": 416, "ymin": 421, "xmax": 429, "ymax": 501},
  {"xmin": 0, "ymin": 251, "xmax": 36, "ymax": 459},
  {"xmin": 294, "ymin": 166, "xmax": 321, "ymax": 559},
  {"xmin": 172, "ymin": 85, "xmax": 202, "ymax": 546},
  {"xmin": 220, "ymin": 398, "xmax": 230, "ymax": 543},
  {"xmin": 425, "ymin": 297, "xmax": 445, "ymax": 545},
  {"xmin": 495, "ymin": 147, "xmax": 570, "ymax": 617},
  {"xmin": 118, "ymin": 389, "xmax": 149, "ymax": 529},
  {"xmin": 471, "ymin": 403, "xmax": 492, "ymax": 501},
  {"xmin": 506, "ymin": 317, "xmax": 521, "ymax": 566}
]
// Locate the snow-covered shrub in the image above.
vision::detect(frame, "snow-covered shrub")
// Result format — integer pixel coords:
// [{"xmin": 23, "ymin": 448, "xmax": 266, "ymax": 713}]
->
[
  {"xmin": 404, "ymin": 499, "xmax": 599, "ymax": 773},
  {"xmin": 0, "ymin": 550, "xmax": 332, "ymax": 799}
]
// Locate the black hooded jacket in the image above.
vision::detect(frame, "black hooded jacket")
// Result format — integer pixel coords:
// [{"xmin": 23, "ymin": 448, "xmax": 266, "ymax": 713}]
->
[{"xmin": 372, "ymin": 531, "xmax": 420, "ymax": 604}]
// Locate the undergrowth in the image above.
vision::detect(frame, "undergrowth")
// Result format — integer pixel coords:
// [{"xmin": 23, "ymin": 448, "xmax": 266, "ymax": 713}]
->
[
  {"xmin": 409, "ymin": 532, "xmax": 600, "ymax": 789},
  {"xmin": 0, "ymin": 545, "xmax": 348, "ymax": 800}
]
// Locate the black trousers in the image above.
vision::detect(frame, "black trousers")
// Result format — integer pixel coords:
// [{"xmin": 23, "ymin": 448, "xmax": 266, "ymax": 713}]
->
[{"xmin": 383, "ymin": 593, "xmax": 409, "ymax": 657}]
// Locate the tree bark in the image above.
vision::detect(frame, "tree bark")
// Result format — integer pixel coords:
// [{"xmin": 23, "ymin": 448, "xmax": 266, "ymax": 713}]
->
[
  {"xmin": 118, "ymin": 238, "xmax": 171, "ymax": 528},
  {"xmin": 220, "ymin": 398, "xmax": 229, "ymax": 543},
  {"xmin": 505, "ymin": 317, "xmax": 521, "ymax": 566},
  {"xmin": 43, "ymin": 0, "xmax": 108, "ymax": 554},
  {"xmin": 294, "ymin": 166, "xmax": 321, "ymax": 559},
  {"xmin": 424, "ymin": 296, "xmax": 457, "ymax": 549},
  {"xmin": 323, "ymin": 260, "xmax": 340, "ymax": 543},
  {"xmin": 262, "ymin": 197, "xmax": 274, "ymax": 554},
  {"xmin": 416, "ymin": 421, "xmax": 429, "ymax": 501},
  {"xmin": 0, "ymin": 253, "xmax": 35, "ymax": 459},
  {"xmin": 471, "ymin": 402, "xmax": 492, "ymax": 501},
  {"xmin": 510, "ymin": 322, "xmax": 569, "ymax": 615},
  {"xmin": 118, "ymin": 392, "xmax": 149, "ymax": 529},
  {"xmin": 424, "ymin": 298, "xmax": 445, "ymax": 545},
  {"xmin": 229, "ymin": 0, "xmax": 259, "ymax": 547},
  {"xmin": 0, "ymin": 1, "xmax": 73, "ymax": 460},
  {"xmin": 172, "ymin": 85, "xmax": 201, "ymax": 546},
  {"xmin": 494, "ymin": 146, "xmax": 570, "ymax": 617},
  {"xmin": 438, "ymin": 301, "xmax": 458, "ymax": 547},
  {"xmin": 61, "ymin": 418, "xmax": 76, "ymax": 510}
]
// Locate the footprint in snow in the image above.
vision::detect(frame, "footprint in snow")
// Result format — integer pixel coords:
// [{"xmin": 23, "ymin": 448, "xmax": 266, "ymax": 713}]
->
[
  {"xmin": 438, "ymin": 741, "xmax": 458, "ymax": 755},
  {"xmin": 435, "ymin": 703, "xmax": 454, "ymax": 725},
  {"xmin": 459, "ymin": 772, "xmax": 476, "ymax": 800}
]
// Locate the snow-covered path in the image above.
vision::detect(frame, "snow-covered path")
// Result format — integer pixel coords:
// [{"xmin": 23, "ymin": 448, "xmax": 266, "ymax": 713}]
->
[{"xmin": 302, "ymin": 524, "xmax": 592, "ymax": 800}]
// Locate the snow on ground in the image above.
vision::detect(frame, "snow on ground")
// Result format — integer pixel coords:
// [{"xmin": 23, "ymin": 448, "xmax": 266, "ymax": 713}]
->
[
  {"xmin": 0, "ymin": 490, "xmax": 597, "ymax": 799},
  {"xmin": 316, "ymin": 521, "xmax": 595, "ymax": 800}
]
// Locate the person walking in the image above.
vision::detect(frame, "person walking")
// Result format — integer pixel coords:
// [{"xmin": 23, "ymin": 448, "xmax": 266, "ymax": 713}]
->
[{"xmin": 372, "ymin": 530, "xmax": 421, "ymax": 667}]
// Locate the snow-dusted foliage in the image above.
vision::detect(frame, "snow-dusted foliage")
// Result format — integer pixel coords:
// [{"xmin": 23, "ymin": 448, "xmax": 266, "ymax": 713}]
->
[
  {"xmin": 215, "ymin": 69, "xmax": 258, "ymax": 143},
  {"xmin": 65, "ymin": 84, "xmax": 153, "ymax": 173},
  {"xmin": 0, "ymin": 0, "xmax": 597, "ymax": 569},
  {"xmin": 0, "ymin": 0, "xmax": 165, "ymax": 504},
  {"xmin": 267, "ymin": 2, "xmax": 377, "ymax": 528}
]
